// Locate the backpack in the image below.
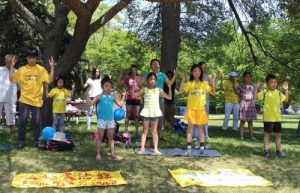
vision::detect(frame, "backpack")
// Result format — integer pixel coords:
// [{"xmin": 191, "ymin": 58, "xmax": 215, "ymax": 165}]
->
[
  {"xmin": 173, "ymin": 119, "xmax": 185, "ymax": 136},
  {"xmin": 45, "ymin": 140, "xmax": 75, "ymax": 151}
]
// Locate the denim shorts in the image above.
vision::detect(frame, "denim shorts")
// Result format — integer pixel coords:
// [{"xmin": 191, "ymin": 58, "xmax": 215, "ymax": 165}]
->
[{"xmin": 97, "ymin": 119, "xmax": 115, "ymax": 129}]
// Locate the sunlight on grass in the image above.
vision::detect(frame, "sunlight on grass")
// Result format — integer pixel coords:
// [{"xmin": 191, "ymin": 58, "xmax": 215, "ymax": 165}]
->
[{"xmin": 0, "ymin": 116, "xmax": 299, "ymax": 193}]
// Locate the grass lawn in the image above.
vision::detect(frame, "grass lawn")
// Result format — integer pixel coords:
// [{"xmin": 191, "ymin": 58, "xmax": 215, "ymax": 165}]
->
[{"xmin": 0, "ymin": 115, "xmax": 300, "ymax": 193}]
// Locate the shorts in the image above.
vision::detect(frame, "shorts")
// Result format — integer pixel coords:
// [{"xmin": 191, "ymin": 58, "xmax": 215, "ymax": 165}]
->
[
  {"xmin": 184, "ymin": 108, "xmax": 208, "ymax": 125},
  {"xmin": 264, "ymin": 122, "xmax": 282, "ymax": 133},
  {"xmin": 143, "ymin": 116, "xmax": 161, "ymax": 121},
  {"xmin": 126, "ymin": 99, "xmax": 141, "ymax": 106},
  {"xmin": 0, "ymin": 102, "xmax": 16, "ymax": 125},
  {"xmin": 97, "ymin": 119, "xmax": 115, "ymax": 129}
]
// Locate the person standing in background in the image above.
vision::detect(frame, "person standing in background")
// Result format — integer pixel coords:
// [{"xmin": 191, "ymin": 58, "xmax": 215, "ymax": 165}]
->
[
  {"xmin": 222, "ymin": 71, "xmax": 240, "ymax": 131},
  {"xmin": 0, "ymin": 54, "xmax": 18, "ymax": 137},
  {"xmin": 81, "ymin": 68, "xmax": 102, "ymax": 131}
]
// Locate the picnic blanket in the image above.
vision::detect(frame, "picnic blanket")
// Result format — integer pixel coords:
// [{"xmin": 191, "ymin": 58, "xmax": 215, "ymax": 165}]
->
[
  {"xmin": 134, "ymin": 148, "xmax": 222, "ymax": 157},
  {"xmin": 169, "ymin": 168, "xmax": 273, "ymax": 187},
  {"xmin": 11, "ymin": 170, "xmax": 127, "ymax": 188}
]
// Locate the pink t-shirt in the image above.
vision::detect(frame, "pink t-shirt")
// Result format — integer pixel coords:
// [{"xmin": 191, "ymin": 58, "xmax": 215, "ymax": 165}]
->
[{"xmin": 123, "ymin": 76, "xmax": 141, "ymax": 100}]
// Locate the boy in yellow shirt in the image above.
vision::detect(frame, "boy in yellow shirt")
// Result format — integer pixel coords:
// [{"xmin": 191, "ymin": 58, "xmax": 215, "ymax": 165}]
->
[
  {"xmin": 256, "ymin": 74, "xmax": 289, "ymax": 158},
  {"xmin": 48, "ymin": 75, "xmax": 74, "ymax": 132},
  {"xmin": 9, "ymin": 47, "xmax": 55, "ymax": 149}
]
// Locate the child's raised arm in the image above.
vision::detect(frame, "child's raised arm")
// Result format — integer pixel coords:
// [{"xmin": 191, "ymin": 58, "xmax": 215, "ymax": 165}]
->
[
  {"xmin": 254, "ymin": 81, "xmax": 262, "ymax": 100},
  {"xmin": 179, "ymin": 69, "xmax": 188, "ymax": 94},
  {"xmin": 85, "ymin": 91, "xmax": 99, "ymax": 107},
  {"xmin": 209, "ymin": 75, "xmax": 217, "ymax": 96},
  {"xmin": 131, "ymin": 87, "xmax": 144, "ymax": 98},
  {"xmin": 114, "ymin": 92, "xmax": 126, "ymax": 107},
  {"xmin": 160, "ymin": 82, "xmax": 172, "ymax": 100},
  {"xmin": 283, "ymin": 81, "xmax": 289, "ymax": 103}
]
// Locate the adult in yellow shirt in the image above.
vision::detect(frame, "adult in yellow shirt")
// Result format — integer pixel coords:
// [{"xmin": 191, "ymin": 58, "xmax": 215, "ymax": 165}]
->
[
  {"xmin": 222, "ymin": 71, "xmax": 240, "ymax": 131},
  {"xmin": 9, "ymin": 47, "xmax": 55, "ymax": 149},
  {"xmin": 48, "ymin": 75, "xmax": 74, "ymax": 132},
  {"xmin": 256, "ymin": 74, "xmax": 289, "ymax": 158}
]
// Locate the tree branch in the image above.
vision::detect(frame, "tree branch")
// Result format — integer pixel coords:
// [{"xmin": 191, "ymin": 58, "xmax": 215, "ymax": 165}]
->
[
  {"xmin": 88, "ymin": 0, "xmax": 132, "ymax": 36},
  {"xmin": 66, "ymin": 0, "xmax": 86, "ymax": 17},
  {"xmin": 87, "ymin": 0, "xmax": 101, "ymax": 14},
  {"xmin": 246, "ymin": 31, "xmax": 300, "ymax": 71},
  {"xmin": 227, "ymin": 0, "xmax": 258, "ymax": 66},
  {"xmin": 8, "ymin": 0, "xmax": 48, "ymax": 35}
]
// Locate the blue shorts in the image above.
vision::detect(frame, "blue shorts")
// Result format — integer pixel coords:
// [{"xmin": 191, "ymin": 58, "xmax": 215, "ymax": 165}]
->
[{"xmin": 97, "ymin": 119, "xmax": 115, "ymax": 129}]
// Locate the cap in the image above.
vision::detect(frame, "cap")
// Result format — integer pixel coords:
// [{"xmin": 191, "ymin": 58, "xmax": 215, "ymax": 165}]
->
[{"xmin": 229, "ymin": 71, "xmax": 238, "ymax": 77}]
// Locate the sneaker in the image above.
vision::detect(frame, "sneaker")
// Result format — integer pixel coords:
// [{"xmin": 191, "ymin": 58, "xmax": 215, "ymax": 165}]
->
[
  {"xmin": 275, "ymin": 150, "xmax": 286, "ymax": 158},
  {"xmin": 240, "ymin": 137, "xmax": 244, "ymax": 140},
  {"xmin": 199, "ymin": 146, "xmax": 205, "ymax": 155},
  {"xmin": 264, "ymin": 150, "xmax": 270, "ymax": 159},
  {"xmin": 17, "ymin": 142, "xmax": 25, "ymax": 149}
]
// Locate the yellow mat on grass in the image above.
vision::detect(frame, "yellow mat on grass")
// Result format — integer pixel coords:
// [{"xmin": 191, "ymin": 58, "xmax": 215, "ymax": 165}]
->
[
  {"xmin": 12, "ymin": 170, "xmax": 127, "ymax": 188},
  {"xmin": 169, "ymin": 168, "xmax": 272, "ymax": 187}
]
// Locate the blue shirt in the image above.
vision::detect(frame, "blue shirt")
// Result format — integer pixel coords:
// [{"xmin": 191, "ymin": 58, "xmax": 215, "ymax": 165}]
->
[
  {"xmin": 144, "ymin": 72, "xmax": 167, "ymax": 89},
  {"xmin": 97, "ymin": 93, "xmax": 114, "ymax": 120}
]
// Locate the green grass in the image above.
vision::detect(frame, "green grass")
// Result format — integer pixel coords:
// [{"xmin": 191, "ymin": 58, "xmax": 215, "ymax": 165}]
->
[{"xmin": 0, "ymin": 115, "xmax": 300, "ymax": 193}]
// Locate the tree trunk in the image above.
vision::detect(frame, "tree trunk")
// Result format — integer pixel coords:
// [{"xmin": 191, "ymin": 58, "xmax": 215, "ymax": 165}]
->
[
  {"xmin": 160, "ymin": 3, "xmax": 181, "ymax": 73},
  {"xmin": 160, "ymin": 3, "xmax": 181, "ymax": 127}
]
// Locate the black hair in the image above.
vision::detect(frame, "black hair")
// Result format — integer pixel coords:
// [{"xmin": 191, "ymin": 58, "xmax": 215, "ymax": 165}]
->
[
  {"xmin": 189, "ymin": 64, "xmax": 203, "ymax": 81},
  {"xmin": 150, "ymin": 58, "xmax": 160, "ymax": 66},
  {"xmin": 91, "ymin": 68, "xmax": 100, "ymax": 80},
  {"xmin": 129, "ymin": 65, "xmax": 138, "ymax": 76},
  {"xmin": 198, "ymin": 61, "xmax": 206, "ymax": 67},
  {"xmin": 54, "ymin": 75, "xmax": 65, "ymax": 87},
  {"xmin": 243, "ymin": 71, "xmax": 252, "ymax": 77},
  {"xmin": 26, "ymin": 47, "xmax": 39, "ymax": 58},
  {"xmin": 146, "ymin": 72, "xmax": 157, "ymax": 80},
  {"xmin": 101, "ymin": 75, "xmax": 112, "ymax": 87},
  {"xmin": 166, "ymin": 70, "xmax": 174, "ymax": 78},
  {"xmin": 266, "ymin": 74, "xmax": 277, "ymax": 83}
]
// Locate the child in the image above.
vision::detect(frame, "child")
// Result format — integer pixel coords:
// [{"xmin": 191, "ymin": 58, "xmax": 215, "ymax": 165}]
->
[
  {"xmin": 132, "ymin": 72, "xmax": 172, "ymax": 155},
  {"xmin": 179, "ymin": 64, "xmax": 216, "ymax": 155},
  {"xmin": 48, "ymin": 75, "xmax": 74, "ymax": 132},
  {"xmin": 256, "ymin": 74, "xmax": 289, "ymax": 158},
  {"xmin": 236, "ymin": 71, "xmax": 257, "ymax": 140},
  {"xmin": 86, "ymin": 75, "xmax": 125, "ymax": 160}
]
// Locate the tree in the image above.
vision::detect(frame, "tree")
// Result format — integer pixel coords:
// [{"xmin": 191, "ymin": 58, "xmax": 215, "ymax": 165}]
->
[
  {"xmin": 8, "ymin": 0, "xmax": 131, "ymax": 126},
  {"xmin": 8, "ymin": 0, "xmax": 131, "ymax": 74}
]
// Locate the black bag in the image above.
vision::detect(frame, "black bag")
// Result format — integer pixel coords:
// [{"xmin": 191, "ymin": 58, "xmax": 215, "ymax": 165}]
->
[{"xmin": 45, "ymin": 140, "xmax": 75, "ymax": 151}]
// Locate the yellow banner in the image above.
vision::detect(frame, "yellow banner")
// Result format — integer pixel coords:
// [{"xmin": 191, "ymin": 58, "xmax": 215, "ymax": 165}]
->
[
  {"xmin": 12, "ymin": 170, "xmax": 127, "ymax": 188},
  {"xmin": 169, "ymin": 168, "xmax": 273, "ymax": 187}
]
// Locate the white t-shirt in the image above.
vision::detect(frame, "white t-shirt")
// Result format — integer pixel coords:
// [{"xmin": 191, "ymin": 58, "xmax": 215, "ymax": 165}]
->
[
  {"xmin": 0, "ymin": 66, "xmax": 17, "ymax": 104},
  {"xmin": 87, "ymin": 78, "xmax": 102, "ymax": 97}
]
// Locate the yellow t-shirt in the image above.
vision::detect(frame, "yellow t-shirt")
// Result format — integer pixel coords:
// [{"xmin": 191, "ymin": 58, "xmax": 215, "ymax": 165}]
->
[
  {"xmin": 183, "ymin": 81, "xmax": 211, "ymax": 110},
  {"xmin": 12, "ymin": 64, "xmax": 50, "ymax": 107},
  {"xmin": 257, "ymin": 90, "xmax": 286, "ymax": 122},
  {"xmin": 223, "ymin": 80, "xmax": 239, "ymax": 103},
  {"xmin": 48, "ymin": 88, "xmax": 72, "ymax": 113}
]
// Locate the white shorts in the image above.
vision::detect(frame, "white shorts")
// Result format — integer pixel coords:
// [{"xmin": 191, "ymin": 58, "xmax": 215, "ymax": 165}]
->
[
  {"xmin": 97, "ymin": 119, "xmax": 115, "ymax": 129},
  {"xmin": 0, "ymin": 102, "xmax": 16, "ymax": 125}
]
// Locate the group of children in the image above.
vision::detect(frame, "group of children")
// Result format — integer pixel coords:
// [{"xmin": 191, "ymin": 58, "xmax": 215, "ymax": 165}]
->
[
  {"xmin": 3, "ymin": 47, "xmax": 289, "ymax": 160},
  {"xmin": 223, "ymin": 71, "xmax": 289, "ymax": 158}
]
